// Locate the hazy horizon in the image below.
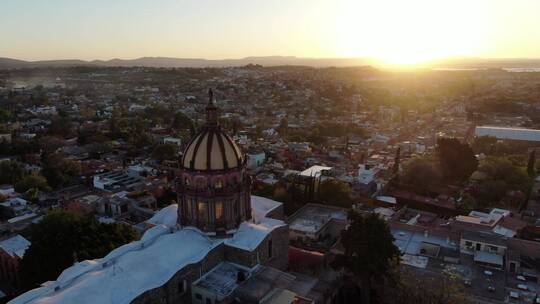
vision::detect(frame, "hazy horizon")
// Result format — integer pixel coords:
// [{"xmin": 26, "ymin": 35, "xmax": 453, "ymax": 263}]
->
[{"xmin": 2, "ymin": 0, "xmax": 540, "ymax": 65}]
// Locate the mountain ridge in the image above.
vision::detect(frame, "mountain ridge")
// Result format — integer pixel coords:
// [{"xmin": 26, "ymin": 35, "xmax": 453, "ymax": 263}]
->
[{"xmin": 1, "ymin": 56, "xmax": 540, "ymax": 69}]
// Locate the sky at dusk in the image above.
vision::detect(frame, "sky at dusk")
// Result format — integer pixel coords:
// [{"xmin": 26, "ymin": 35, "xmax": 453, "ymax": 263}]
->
[{"xmin": 2, "ymin": 0, "xmax": 540, "ymax": 64}]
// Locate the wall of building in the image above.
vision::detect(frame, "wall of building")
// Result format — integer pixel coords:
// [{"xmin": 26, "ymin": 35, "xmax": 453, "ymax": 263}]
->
[
  {"xmin": 0, "ymin": 250, "xmax": 21, "ymax": 288},
  {"xmin": 224, "ymin": 225, "xmax": 289, "ymax": 271},
  {"xmin": 460, "ymin": 239, "xmax": 506, "ymax": 255},
  {"xmin": 131, "ymin": 225, "xmax": 289, "ymax": 304},
  {"xmin": 131, "ymin": 245, "xmax": 225, "ymax": 304}
]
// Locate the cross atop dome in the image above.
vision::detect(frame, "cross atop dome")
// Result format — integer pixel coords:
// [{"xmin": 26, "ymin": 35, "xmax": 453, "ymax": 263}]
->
[{"xmin": 206, "ymin": 88, "xmax": 218, "ymax": 126}]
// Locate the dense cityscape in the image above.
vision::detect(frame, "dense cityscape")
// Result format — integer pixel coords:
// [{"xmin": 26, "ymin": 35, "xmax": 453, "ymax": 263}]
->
[
  {"xmin": 7, "ymin": 1, "xmax": 540, "ymax": 303},
  {"xmin": 0, "ymin": 64, "xmax": 539, "ymax": 303}
]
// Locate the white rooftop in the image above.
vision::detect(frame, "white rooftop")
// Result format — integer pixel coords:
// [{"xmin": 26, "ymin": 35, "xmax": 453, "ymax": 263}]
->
[
  {"xmin": 0, "ymin": 235, "xmax": 31, "ymax": 259},
  {"xmin": 0, "ymin": 197, "xmax": 28, "ymax": 208},
  {"xmin": 193, "ymin": 262, "xmax": 252, "ymax": 298},
  {"xmin": 392, "ymin": 228, "xmax": 457, "ymax": 257},
  {"xmin": 289, "ymin": 205, "xmax": 347, "ymax": 234},
  {"xmin": 475, "ymin": 126, "xmax": 540, "ymax": 142},
  {"xmin": 300, "ymin": 165, "xmax": 332, "ymax": 178},
  {"xmin": 376, "ymin": 196, "xmax": 397, "ymax": 204},
  {"xmin": 10, "ymin": 196, "xmax": 285, "ymax": 304},
  {"xmin": 146, "ymin": 204, "xmax": 178, "ymax": 227}
]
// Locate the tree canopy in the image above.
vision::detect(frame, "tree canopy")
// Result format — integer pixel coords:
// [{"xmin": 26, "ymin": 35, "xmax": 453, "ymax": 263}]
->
[
  {"xmin": 151, "ymin": 144, "xmax": 178, "ymax": 162},
  {"xmin": 14, "ymin": 174, "xmax": 51, "ymax": 193},
  {"xmin": 41, "ymin": 154, "xmax": 81, "ymax": 189},
  {"xmin": 436, "ymin": 137, "xmax": 478, "ymax": 182},
  {"xmin": 401, "ymin": 157, "xmax": 441, "ymax": 192},
  {"xmin": 19, "ymin": 212, "xmax": 138, "ymax": 290},
  {"xmin": 317, "ymin": 179, "xmax": 352, "ymax": 208},
  {"xmin": 332, "ymin": 212, "xmax": 401, "ymax": 304},
  {"xmin": 0, "ymin": 161, "xmax": 26, "ymax": 185}
]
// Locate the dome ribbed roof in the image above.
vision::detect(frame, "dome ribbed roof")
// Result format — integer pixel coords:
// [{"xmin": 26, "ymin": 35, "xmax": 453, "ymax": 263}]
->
[
  {"xmin": 181, "ymin": 127, "xmax": 243, "ymax": 171},
  {"xmin": 181, "ymin": 89, "xmax": 244, "ymax": 171}
]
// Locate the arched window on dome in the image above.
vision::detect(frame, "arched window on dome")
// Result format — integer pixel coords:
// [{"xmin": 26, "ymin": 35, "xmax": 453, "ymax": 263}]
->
[
  {"xmin": 215, "ymin": 201, "xmax": 224, "ymax": 221},
  {"xmin": 229, "ymin": 175, "xmax": 239, "ymax": 185},
  {"xmin": 197, "ymin": 201, "xmax": 207, "ymax": 222},
  {"xmin": 196, "ymin": 177, "xmax": 206, "ymax": 189},
  {"xmin": 214, "ymin": 179, "xmax": 223, "ymax": 189},
  {"xmin": 186, "ymin": 199, "xmax": 193, "ymax": 218}
]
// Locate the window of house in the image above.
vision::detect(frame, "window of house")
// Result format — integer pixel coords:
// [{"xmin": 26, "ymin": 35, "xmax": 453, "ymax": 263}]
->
[
  {"xmin": 489, "ymin": 245, "xmax": 498, "ymax": 252},
  {"xmin": 268, "ymin": 239, "xmax": 273, "ymax": 258},
  {"xmin": 195, "ymin": 293, "xmax": 202, "ymax": 300},
  {"xmin": 120, "ymin": 204, "xmax": 128, "ymax": 213},
  {"xmin": 465, "ymin": 241, "xmax": 472, "ymax": 247},
  {"xmin": 215, "ymin": 202, "xmax": 224, "ymax": 221},
  {"xmin": 206, "ymin": 298, "xmax": 212, "ymax": 304},
  {"xmin": 184, "ymin": 177, "xmax": 190, "ymax": 186},
  {"xmin": 475, "ymin": 243, "xmax": 481, "ymax": 251}
]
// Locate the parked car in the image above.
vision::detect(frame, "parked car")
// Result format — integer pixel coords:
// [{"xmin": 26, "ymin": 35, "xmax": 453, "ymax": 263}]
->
[
  {"xmin": 484, "ymin": 270, "xmax": 493, "ymax": 276},
  {"xmin": 487, "ymin": 285, "xmax": 495, "ymax": 292},
  {"xmin": 517, "ymin": 275, "xmax": 527, "ymax": 281},
  {"xmin": 517, "ymin": 284, "xmax": 528, "ymax": 291}
]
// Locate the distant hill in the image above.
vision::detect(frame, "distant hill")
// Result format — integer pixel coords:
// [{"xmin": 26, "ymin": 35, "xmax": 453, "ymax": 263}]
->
[
  {"xmin": 0, "ymin": 56, "xmax": 372, "ymax": 69},
  {"xmin": 1, "ymin": 56, "xmax": 540, "ymax": 69}
]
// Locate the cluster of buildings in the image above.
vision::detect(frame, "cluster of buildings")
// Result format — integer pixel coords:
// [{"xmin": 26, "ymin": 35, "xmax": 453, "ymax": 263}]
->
[{"xmin": 1, "ymin": 66, "xmax": 540, "ymax": 303}]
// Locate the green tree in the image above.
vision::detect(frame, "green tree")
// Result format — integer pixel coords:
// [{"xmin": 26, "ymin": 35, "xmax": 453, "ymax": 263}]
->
[
  {"xmin": 41, "ymin": 154, "xmax": 81, "ymax": 189},
  {"xmin": 332, "ymin": 212, "xmax": 401, "ymax": 304},
  {"xmin": 15, "ymin": 174, "xmax": 51, "ymax": 193},
  {"xmin": 171, "ymin": 112, "xmax": 194, "ymax": 131},
  {"xmin": 437, "ymin": 137, "xmax": 478, "ymax": 182},
  {"xmin": 527, "ymin": 150, "xmax": 536, "ymax": 178},
  {"xmin": 151, "ymin": 144, "xmax": 178, "ymax": 161},
  {"xmin": 479, "ymin": 156, "xmax": 531, "ymax": 191},
  {"xmin": 472, "ymin": 136, "xmax": 498, "ymax": 155},
  {"xmin": 0, "ymin": 108, "xmax": 11, "ymax": 123},
  {"xmin": 457, "ymin": 193, "xmax": 476, "ymax": 213},
  {"xmin": 401, "ymin": 157, "xmax": 441, "ymax": 192},
  {"xmin": 317, "ymin": 179, "xmax": 352, "ymax": 208},
  {"xmin": 19, "ymin": 212, "xmax": 138, "ymax": 290},
  {"xmin": 49, "ymin": 115, "xmax": 73, "ymax": 138},
  {"xmin": 0, "ymin": 161, "xmax": 26, "ymax": 185}
]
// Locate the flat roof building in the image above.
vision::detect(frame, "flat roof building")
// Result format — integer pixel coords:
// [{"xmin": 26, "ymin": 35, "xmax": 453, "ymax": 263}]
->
[{"xmin": 475, "ymin": 126, "xmax": 540, "ymax": 142}]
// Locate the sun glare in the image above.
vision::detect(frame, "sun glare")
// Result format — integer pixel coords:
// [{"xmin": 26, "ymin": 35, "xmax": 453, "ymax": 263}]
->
[{"xmin": 334, "ymin": 0, "xmax": 489, "ymax": 66}]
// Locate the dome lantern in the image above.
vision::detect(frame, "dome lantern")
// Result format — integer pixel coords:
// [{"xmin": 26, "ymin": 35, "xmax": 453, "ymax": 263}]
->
[{"xmin": 206, "ymin": 88, "xmax": 218, "ymax": 126}]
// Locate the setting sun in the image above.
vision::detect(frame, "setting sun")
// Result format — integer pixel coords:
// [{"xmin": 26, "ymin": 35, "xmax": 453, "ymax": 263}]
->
[{"xmin": 334, "ymin": 0, "xmax": 490, "ymax": 65}]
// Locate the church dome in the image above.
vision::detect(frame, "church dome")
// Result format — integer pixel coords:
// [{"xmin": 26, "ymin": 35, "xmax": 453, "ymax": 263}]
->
[
  {"xmin": 181, "ymin": 90, "xmax": 244, "ymax": 171},
  {"xmin": 177, "ymin": 89, "xmax": 252, "ymax": 236},
  {"xmin": 181, "ymin": 128, "xmax": 243, "ymax": 171}
]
